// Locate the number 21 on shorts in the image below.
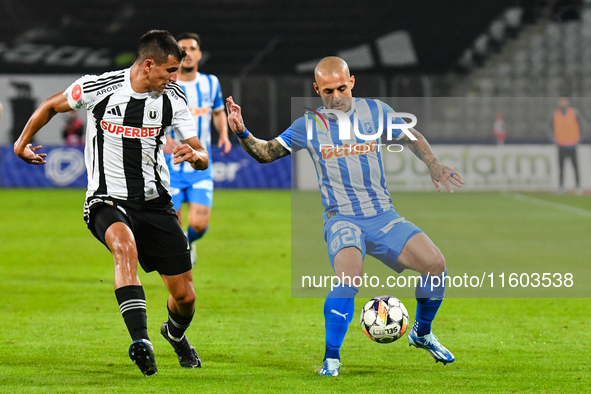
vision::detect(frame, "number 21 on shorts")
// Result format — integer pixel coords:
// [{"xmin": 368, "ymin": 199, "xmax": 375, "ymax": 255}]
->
[{"xmin": 331, "ymin": 226, "xmax": 361, "ymax": 253}]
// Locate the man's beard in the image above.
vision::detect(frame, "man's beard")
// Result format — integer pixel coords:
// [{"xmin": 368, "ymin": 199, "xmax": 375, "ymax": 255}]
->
[{"xmin": 181, "ymin": 65, "xmax": 195, "ymax": 73}]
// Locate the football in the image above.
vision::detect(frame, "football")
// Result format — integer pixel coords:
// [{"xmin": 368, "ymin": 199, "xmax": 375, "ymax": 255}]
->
[{"xmin": 360, "ymin": 296, "xmax": 409, "ymax": 344}]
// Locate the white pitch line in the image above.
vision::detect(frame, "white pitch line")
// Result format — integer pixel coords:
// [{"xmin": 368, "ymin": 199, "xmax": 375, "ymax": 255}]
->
[{"xmin": 506, "ymin": 193, "xmax": 591, "ymax": 219}]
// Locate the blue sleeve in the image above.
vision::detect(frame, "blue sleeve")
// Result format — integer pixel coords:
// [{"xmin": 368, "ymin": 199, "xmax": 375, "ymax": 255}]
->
[
  {"xmin": 381, "ymin": 101, "xmax": 406, "ymax": 140},
  {"xmin": 212, "ymin": 76, "xmax": 224, "ymax": 110},
  {"xmin": 276, "ymin": 117, "xmax": 306, "ymax": 152},
  {"xmin": 277, "ymin": 127, "xmax": 292, "ymax": 149}
]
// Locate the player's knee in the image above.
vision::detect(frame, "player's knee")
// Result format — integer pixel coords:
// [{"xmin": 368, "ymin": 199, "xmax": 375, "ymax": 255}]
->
[
  {"xmin": 173, "ymin": 287, "xmax": 196, "ymax": 306},
  {"xmin": 110, "ymin": 239, "xmax": 137, "ymax": 263},
  {"xmin": 334, "ymin": 246, "xmax": 364, "ymax": 280},
  {"xmin": 189, "ymin": 221, "xmax": 208, "ymax": 234},
  {"xmin": 426, "ymin": 252, "xmax": 446, "ymax": 276}
]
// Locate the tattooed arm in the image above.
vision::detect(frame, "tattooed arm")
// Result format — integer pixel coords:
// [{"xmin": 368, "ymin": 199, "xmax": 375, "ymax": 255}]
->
[
  {"xmin": 235, "ymin": 134, "xmax": 290, "ymax": 163},
  {"xmin": 225, "ymin": 96, "xmax": 290, "ymax": 163},
  {"xmin": 399, "ymin": 128, "xmax": 464, "ymax": 193}
]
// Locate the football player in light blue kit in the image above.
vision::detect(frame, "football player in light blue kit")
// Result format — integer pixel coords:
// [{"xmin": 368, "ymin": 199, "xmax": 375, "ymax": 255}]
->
[
  {"xmin": 165, "ymin": 32, "xmax": 232, "ymax": 264},
  {"xmin": 226, "ymin": 57, "xmax": 464, "ymax": 376}
]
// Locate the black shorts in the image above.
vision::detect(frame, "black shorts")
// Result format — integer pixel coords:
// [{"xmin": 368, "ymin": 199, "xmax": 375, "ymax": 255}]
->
[{"xmin": 85, "ymin": 195, "xmax": 191, "ymax": 276}]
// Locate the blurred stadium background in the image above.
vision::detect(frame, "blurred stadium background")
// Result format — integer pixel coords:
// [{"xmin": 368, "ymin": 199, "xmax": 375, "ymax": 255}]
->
[{"xmin": 1, "ymin": 0, "xmax": 590, "ymax": 192}]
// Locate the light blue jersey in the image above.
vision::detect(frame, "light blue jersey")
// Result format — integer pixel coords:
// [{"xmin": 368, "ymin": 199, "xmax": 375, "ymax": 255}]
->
[
  {"xmin": 167, "ymin": 72, "xmax": 224, "ymax": 188},
  {"xmin": 277, "ymin": 98, "xmax": 406, "ymax": 218}
]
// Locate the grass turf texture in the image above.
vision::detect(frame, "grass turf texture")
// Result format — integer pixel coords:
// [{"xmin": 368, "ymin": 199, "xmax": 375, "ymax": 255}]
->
[{"xmin": 0, "ymin": 189, "xmax": 588, "ymax": 393}]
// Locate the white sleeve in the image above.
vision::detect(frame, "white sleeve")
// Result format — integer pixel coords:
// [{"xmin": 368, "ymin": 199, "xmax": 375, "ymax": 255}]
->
[
  {"xmin": 172, "ymin": 102, "xmax": 198, "ymax": 141},
  {"xmin": 63, "ymin": 75, "xmax": 98, "ymax": 110}
]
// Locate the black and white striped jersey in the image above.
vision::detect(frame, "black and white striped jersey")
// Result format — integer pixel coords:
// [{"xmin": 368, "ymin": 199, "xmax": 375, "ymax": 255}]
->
[{"xmin": 63, "ymin": 68, "xmax": 197, "ymax": 202}]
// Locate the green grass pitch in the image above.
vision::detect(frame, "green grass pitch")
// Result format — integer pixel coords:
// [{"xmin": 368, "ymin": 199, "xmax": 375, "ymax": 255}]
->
[{"xmin": 0, "ymin": 189, "xmax": 589, "ymax": 393}]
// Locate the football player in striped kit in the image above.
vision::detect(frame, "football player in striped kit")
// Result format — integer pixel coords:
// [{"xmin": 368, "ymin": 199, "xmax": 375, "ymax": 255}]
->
[
  {"xmin": 14, "ymin": 30, "xmax": 208, "ymax": 376},
  {"xmin": 226, "ymin": 57, "xmax": 464, "ymax": 376},
  {"xmin": 164, "ymin": 32, "xmax": 231, "ymax": 265}
]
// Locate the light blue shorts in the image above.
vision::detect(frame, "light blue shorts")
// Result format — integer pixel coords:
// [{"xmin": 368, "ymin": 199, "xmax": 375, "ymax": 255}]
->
[
  {"xmin": 170, "ymin": 179, "xmax": 213, "ymax": 211},
  {"xmin": 323, "ymin": 209, "xmax": 423, "ymax": 273}
]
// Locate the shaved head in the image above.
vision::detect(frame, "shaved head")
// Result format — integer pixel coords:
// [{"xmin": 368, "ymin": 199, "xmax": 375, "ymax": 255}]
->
[
  {"xmin": 314, "ymin": 57, "xmax": 350, "ymax": 83},
  {"xmin": 313, "ymin": 56, "xmax": 355, "ymax": 112}
]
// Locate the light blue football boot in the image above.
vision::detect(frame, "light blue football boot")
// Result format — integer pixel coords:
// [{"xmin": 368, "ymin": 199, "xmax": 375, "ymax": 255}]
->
[
  {"xmin": 408, "ymin": 329, "xmax": 455, "ymax": 365},
  {"xmin": 318, "ymin": 358, "xmax": 342, "ymax": 376}
]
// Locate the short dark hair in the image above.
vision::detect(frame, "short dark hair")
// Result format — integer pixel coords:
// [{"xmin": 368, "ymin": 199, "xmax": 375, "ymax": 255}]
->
[
  {"xmin": 135, "ymin": 30, "xmax": 185, "ymax": 65},
  {"xmin": 176, "ymin": 32, "xmax": 202, "ymax": 48}
]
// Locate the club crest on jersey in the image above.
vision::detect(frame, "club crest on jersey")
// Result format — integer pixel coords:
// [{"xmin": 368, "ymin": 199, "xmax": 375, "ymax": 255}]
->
[{"xmin": 145, "ymin": 106, "xmax": 161, "ymax": 122}]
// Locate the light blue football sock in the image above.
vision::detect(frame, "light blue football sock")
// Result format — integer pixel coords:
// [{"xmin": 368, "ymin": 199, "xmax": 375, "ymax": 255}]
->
[
  {"xmin": 323, "ymin": 284, "xmax": 358, "ymax": 360},
  {"xmin": 414, "ymin": 270, "xmax": 447, "ymax": 337},
  {"xmin": 187, "ymin": 225, "xmax": 208, "ymax": 243}
]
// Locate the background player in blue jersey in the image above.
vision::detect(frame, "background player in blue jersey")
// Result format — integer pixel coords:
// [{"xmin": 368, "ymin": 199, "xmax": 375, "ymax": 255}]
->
[
  {"xmin": 164, "ymin": 32, "xmax": 232, "ymax": 264},
  {"xmin": 226, "ymin": 57, "xmax": 464, "ymax": 376}
]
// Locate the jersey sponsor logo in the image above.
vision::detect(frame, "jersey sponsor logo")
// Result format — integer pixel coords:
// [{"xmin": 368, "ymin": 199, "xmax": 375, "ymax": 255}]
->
[
  {"xmin": 100, "ymin": 120, "xmax": 161, "ymax": 138},
  {"xmin": 72, "ymin": 84, "xmax": 82, "ymax": 101},
  {"xmin": 320, "ymin": 141, "xmax": 378, "ymax": 160},
  {"xmin": 145, "ymin": 106, "xmax": 161, "ymax": 122},
  {"xmin": 96, "ymin": 83, "xmax": 123, "ymax": 96},
  {"xmin": 190, "ymin": 107, "xmax": 211, "ymax": 116},
  {"xmin": 166, "ymin": 88, "xmax": 183, "ymax": 102}
]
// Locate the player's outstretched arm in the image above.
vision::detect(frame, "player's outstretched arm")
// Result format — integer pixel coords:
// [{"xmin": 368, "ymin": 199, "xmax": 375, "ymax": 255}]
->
[
  {"xmin": 14, "ymin": 92, "xmax": 72, "ymax": 165},
  {"xmin": 226, "ymin": 96, "xmax": 290, "ymax": 163},
  {"xmin": 400, "ymin": 128, "xmax": 464, "ymax": 193}
]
